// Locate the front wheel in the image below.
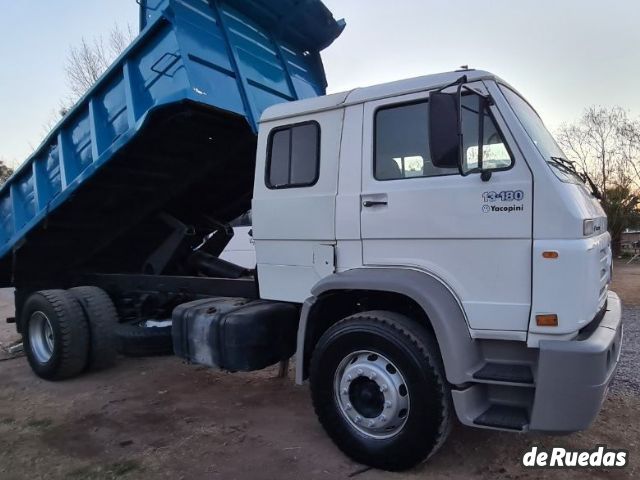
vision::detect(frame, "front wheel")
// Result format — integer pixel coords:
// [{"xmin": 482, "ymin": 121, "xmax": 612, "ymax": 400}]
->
[{"xmin": 309, "ymin": 311, "xmax": 451, "ymax": 471}]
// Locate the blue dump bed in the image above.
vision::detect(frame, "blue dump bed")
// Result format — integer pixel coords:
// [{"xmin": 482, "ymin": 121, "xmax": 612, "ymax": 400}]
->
[{"xmin": 0, "ymin": 0, "xmax": 343, "ymax": 286}]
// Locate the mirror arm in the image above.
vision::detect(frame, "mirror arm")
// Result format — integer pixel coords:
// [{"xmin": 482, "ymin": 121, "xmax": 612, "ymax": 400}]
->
[
  {"xmin": 478, "ymin": 96, "xmax": 485, "ymax": 172},
  {"xmin": 481, "ymin": 170, "xmax": 493, "ymax": 182},
  {"xmin": 456, "ymin": 82, "xmax": 465, "ymax": 176},
  {"xmin": 435, "ymin": 74, "xmax": 468, "ymax": 94},
  {"xmin": 460, "ymin": 84, "xmax": 493, "ymax": 103},
  {"xmin": 459, "ymin": 93, "xmax": 491, "ymax": 178}
]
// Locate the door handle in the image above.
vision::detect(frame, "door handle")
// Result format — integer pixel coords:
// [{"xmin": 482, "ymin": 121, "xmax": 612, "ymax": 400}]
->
[{"xmin": 363, "ymin": 200, "xmax": 388, "ymax": 207}]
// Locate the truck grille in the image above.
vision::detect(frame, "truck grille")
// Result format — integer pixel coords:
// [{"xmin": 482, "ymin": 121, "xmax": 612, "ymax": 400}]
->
[{"xmin": 598, "ymin": 243, "xmax": 611, "ymax": 306}]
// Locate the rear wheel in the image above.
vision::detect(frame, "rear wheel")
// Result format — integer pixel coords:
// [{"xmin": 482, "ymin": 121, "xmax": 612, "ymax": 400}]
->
[
  {"xmin": 69, "ymin": 286, "xmax": 119, "ymax": 371},
  {"xmin": 310, "ymin": 311, "xmax": 451, "ymax": 471},
  {"xmin": 22, "ymin": 290, "xmax": 90, "ymax": 380}
]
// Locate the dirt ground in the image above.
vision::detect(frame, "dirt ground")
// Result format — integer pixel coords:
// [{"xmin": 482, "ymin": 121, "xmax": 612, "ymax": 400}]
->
[
  {"xmin": 0, "ymin": 262, "xmax": 638, "ymax": 480},
  {"xmin": 610, "ymin": 260, "xmax": 640, "ymax": 306}
]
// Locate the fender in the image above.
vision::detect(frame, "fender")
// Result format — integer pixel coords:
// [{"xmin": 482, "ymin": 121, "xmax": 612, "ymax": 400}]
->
[{"xmin": 295, "ymin": 267, "xmax": 483, "ymax": 385}]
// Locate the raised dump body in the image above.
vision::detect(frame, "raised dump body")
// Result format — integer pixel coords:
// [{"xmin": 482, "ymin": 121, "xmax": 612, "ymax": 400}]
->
[{"xmin": 0, "ymin": 0, "xmax": 343, "ymax": 287}]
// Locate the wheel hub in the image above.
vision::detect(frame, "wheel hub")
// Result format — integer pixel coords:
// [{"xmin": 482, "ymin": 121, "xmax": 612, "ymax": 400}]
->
[
  {"xmin": 29, "ymin": 311, "xmax": 55, "ymax": 364},
  {"xmin": 334, "ymin": 350, "xmax": 410, "ymax": 439},
  {"xmin": 349, "ymin": 376, "xmax": 385, "ymax": 418}
]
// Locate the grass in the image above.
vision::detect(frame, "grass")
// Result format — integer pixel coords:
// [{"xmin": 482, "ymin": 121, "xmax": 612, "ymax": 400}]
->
[
  {"xmin": 109, "ymin": 461, "xmax": 141, "ymax": 477},
  {"xmin": 68, "ymin": 460, "xmax": 143, "ymax": 479},
  {"xmin": 26, "ymin": 418, "xmax": 53, "ymax": 429}
]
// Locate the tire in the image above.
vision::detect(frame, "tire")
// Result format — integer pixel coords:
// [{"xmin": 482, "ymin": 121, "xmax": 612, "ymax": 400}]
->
[
  {"xmin": 116, "ymin": 321, "xmax": 173, "ymax": 357},
  {"xmin": 69, "ymin": 286, "xmax": 119, "ymax": 371},
  {"xmin": 22, "ymin": 290, "xmax": 90, "ymax": 380},
  {"xmin": 310, "ymin": 311, "xmax": 451, "ymax": 471}
]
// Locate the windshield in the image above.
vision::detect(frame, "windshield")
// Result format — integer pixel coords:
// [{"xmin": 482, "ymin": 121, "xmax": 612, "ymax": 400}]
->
[{"xmin": 500, "ymin": 85, "xmax": 582, "ymax": 184}]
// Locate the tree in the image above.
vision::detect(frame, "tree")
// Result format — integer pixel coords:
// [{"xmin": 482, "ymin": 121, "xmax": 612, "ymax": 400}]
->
[
  {"xmin": 556, "ymin": 107, "xmax": 640, "ymax": 254},
  {"xmin": 0, "ymin": 157, "xmax": 14, "ymax": 185},
  {"xmin": 605, "ymin": 185, "xmax": 640, "ymax": 251},
  {"xmin": 39, "ymin": 24, "xmax": 135, "ymax": 149},
  {"xmin": 64, "ymin": 23, "xmax": 134, "ymax": 104}
]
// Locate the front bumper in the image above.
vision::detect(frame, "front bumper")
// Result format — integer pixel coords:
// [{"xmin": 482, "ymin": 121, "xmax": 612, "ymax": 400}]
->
[{"xmin": 530, "ymin": 291, "xmax": 623, "ymax": 432}]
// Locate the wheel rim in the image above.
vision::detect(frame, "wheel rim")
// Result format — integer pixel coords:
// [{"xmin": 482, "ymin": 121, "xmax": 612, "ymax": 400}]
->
[
  {"xmin": 334, "ymin": 350, "xmax": 410, "ymax": 439},
  {"xmin": 29, "ymin": 311, "xmax": 55, "ymax": 364}
]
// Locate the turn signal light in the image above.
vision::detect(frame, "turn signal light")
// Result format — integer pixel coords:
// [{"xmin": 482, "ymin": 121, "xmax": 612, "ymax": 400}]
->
[
  {"xmin": 542, "ymin": 251, "xmax": 559, "ymax": 259},
  {"xmin": 536, "ymin": 314, "xmax": 558, "ymax": 327}
]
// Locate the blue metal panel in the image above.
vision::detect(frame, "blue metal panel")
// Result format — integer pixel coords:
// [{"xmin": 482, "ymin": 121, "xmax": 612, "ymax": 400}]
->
[
  {"xmin": 12, "ymin": 172, "xmax": 36, "ymax": 230},
  {"xmin": 45, "ymin": 147, "xmax": 63, "ymax": 198},
  {"xmin": 139, "ymin": 0, "xmax": 168, "ymax": 31},
  {"xmin": 0, "ymin": 0, "xmax": 344, "ymax": 265},
  {"xmin": 0, "ymin": 195, "xmax": 12, "ymax": 245}
]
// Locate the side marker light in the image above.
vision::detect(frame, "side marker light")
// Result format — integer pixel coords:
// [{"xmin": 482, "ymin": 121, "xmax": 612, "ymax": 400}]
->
[{"xmin": 536, "ymin": 314, "xmax": 558, "ymax": 327}]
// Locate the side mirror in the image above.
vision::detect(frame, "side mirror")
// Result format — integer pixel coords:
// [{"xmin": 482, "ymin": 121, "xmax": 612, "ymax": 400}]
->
[
  {"xmin": 429, "ymin": 83, "xmax": 494, "ymax": 179},
  {"xmin": 428, "ymin": 92, "xmax": 461, "ymax": 169}
]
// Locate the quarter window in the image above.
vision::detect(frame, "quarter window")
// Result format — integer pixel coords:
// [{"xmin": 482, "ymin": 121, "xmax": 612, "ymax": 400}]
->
[{"xmin": 267, "ymin": 122, "xmax": 320, "ymax": 188}]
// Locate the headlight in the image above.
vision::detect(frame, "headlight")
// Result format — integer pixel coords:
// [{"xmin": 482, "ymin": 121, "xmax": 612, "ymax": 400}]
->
[{"xmin": 583, "ymin": 219, "xmax": 595, "ymax": 236}]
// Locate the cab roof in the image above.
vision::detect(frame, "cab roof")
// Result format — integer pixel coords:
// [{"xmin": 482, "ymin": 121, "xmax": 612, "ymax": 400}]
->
[{"xmin": 260, "ymin": 69, "xmax": 506, "ymax": 123}]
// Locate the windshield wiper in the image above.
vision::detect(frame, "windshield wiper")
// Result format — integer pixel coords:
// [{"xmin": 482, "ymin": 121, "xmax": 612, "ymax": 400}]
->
[{"xmin": 548, "ymin": 157, "xmax": 602, "ymax": 199}]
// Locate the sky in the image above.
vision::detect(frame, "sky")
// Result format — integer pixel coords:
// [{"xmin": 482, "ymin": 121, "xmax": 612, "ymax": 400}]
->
[{"xmin": 1, "ymin": 0, "xmax": 639, "ymax": 167}]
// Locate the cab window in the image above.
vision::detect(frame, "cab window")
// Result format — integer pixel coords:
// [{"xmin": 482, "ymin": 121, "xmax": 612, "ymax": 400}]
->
[{"xmin": 266, "ymin": 122, "xmax": 320, "ymax": 189}]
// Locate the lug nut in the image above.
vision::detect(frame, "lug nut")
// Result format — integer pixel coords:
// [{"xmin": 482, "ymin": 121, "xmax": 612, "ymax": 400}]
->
[
  {"xmin": 346, "ymin": 403, "xmax": 352, "ymax": 411},
  {"xmin": 385, "ymin": 401, "xmax": 392, "ymax": 409},
  {"xmin": 380, "ymin": 415, "xmax": 387, "ymax": 422},
  {"xmin": 341, "ymin": 388, "xmax": 348, "ymax": 395},
  {"xmin": 346, "ymin": 375, "xmax": 352, "ymax": 382},
  {"xmin": 368, "ymin": 420, "xmax": 375, "ymax": 427},
  {"xmin": 380, "ymin": 384, "xmax": 388, "ymax": 392},
  {"xmin": 369, "ymin": 372, "xmax": 377, "ymax": 380},
  {"xmin": 357, "ymin": 369, "xmax": 363, "ymax": 375},
  {"xmin": 355, "ymin": 416, "xmax": 362, "ymax": 423}
]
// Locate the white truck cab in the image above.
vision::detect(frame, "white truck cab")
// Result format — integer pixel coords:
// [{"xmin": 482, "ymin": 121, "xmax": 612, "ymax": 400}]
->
[{"xmin": 250, "ymin": 69, "xmax": 622, "ymax": 469}]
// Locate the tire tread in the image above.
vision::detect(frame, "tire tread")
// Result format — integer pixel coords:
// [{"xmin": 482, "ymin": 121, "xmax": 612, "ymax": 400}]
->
[{"xmin": 69, "ymin": 286, "xmax": 119, "ymax": 370}]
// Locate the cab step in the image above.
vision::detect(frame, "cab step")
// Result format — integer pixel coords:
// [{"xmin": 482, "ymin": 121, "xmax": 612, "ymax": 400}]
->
[
  {"xmin": 473, "ymin": 362, "xmax": 534, "ymax": 385},
  {"xmin": 474, "ymin": 404, "xmax": 529, "ymax": 431}
]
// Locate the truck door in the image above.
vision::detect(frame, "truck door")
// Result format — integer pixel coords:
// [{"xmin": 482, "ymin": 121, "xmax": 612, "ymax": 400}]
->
[{"xmin": 360, "ymin": 82, "xmax": 533, "ymax": 333}]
